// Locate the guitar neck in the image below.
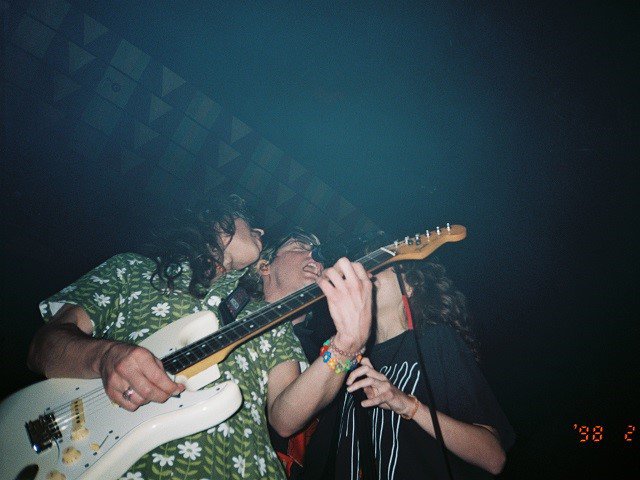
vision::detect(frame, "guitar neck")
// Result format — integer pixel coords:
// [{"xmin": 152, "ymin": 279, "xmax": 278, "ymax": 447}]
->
[{"xmin": 162, "ymin": 224, "xmax": 466, "ymax": 376}]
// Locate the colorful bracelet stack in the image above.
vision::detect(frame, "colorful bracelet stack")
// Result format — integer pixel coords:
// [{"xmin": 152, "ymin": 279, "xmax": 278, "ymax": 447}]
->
[{"xmin": 319, "ymin": 336, "xmax": 365, "ymax": 374}]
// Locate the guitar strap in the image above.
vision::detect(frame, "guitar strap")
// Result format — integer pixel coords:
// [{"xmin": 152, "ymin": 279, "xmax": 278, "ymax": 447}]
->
[{"xmin": 218, "ymin": 286, "xmax": 251, "ymax": 325}]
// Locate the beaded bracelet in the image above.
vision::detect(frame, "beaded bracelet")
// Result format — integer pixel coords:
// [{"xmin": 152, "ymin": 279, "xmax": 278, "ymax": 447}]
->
[
  {"xmin": 328, "ymin": 336, "xmax": 366, "ymax": 358},
  {"xmin": 319, "ymin": 338, "xmax": 363, "ymax": 374}
]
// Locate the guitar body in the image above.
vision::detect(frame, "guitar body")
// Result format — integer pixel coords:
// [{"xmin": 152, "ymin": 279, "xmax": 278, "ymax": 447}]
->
[{"xmin": 0, "ymin": 311, "xmax": 242, "ymax": 480}]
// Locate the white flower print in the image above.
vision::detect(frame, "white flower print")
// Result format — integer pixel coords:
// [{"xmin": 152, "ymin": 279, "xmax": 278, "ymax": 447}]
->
[
  {"xmin": 116, "ymin": 312, "xmax": 125, "ymax": 328},
  {"xmin": 60, "ymin": 285, "xmax": 77, "ymax": 294},
  {"xmin": 128, "ymin": 258, "xmax": 143, "ymax": 265},
  {"xmin": 206, "ymin": 295, "xmax": 221, "ymax": 307},
  {"xmin": 235, "ymin": 354, "xmax": 249, "ymax": 372},
  {"xmin": 232, "ymin": 455, "xmax": 246, "ymax": 477},
  {"xmin": 259, "ymin": 338, "xmax": 271, "ymax": 353},
  {"xmin": 250, "ymin": 391, "xmax": 260, "ymax": 403},
  {"xmin": 120, "ymin": 473, "xmax": 143, "ymax": 480},
  {"xmin": 247, "ymin": 348, "xmax": 258, "ymax": 362},
  {"xmin": 128, "ymin": 291, "xmax": 142, "ymax": 303},
  {"xmin": 142, "ymin": 270, "xmax": 152, "ymax": 280},
  {"xmin": 214, "ymin": 422, "xmax": 235, "ymax": 437},
  {"xmin": 224, "ymin": 371, "xmax": 239, "ymax": 385},
  {"xmin": 116, "ymin": 267, "xmax": 126, "ymax": 281},
  {"xmin": 119, "ymin": 294, "xmax": 125, "ymax": 305},
  {"xmin": 93, "ymin": 293, "xmax": 111, "ymax": 307},
  {"xmin": 39, "ymin": 303, "xmax": 48, "ymax": 317},
  {"xmin": 243, "ymin": 427, "xmax": 252, "ymax": 438},
  {"xmin": 271, "ymin": 325, "xmax": 286, "ymax": 337},
  {"xmin": 253, "ymin": 455, "xmax": 267, "ymax": 476},
  {"xmin": 129, "ymin": 328, "xmax": 149, "ymax": 341},
  {"xmin": 90, "ymin": 275, "xmax": 109, "ymax": 284},
  {"xmin": 177, "ymin": 440, "xmax": 202, "ymax": 460},
  {"xmin": 250, "ymin": 404, "xmax": 261, "ymax": 424},
  {"xmin": 258, "ymin": 369, "xmax": 268, "ymax": 393},
  {"xmin": 266, "ymin": 444, "xmax": 278, "ymax": 459},
  {"xmin": 151, "ymin": 453, "xmax": 174, "ymax": 466},
  {"xmin": 151, "ymin": 302, "xmax": 170, "ymax": 317},
  {"xmin": 192, "ymin": 306, "xmax": 200, "ymax": 313}
]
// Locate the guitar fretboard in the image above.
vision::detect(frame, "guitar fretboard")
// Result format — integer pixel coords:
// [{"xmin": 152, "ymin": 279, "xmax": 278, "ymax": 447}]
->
[{"xmin": 161, "ymin": 247, "xmax": 395, "ymax": 375}]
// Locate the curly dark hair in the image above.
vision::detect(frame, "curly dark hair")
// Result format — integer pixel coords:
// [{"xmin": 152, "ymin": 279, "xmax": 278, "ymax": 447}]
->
[
  {"xmin": 395, "ymin": 260, "xmax": 481, "ymax": 362},
  {"xmin": 146, "ymin": 194, "xmax": 253, "ymax": 298}
]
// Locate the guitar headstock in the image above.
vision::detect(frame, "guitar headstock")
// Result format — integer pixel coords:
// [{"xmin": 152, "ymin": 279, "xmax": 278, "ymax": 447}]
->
[{"xmin": 373, "ymin": 224, "xmax": 467, "ymax": 269}]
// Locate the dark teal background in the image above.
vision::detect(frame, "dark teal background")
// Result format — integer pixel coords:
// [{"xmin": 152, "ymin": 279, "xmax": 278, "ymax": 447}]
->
[{"xmin": 1, "ymin": 1, "xmax": 638, "ymax": 477}]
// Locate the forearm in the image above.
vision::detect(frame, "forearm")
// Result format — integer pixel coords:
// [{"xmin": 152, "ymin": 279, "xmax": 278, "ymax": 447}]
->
[
  {"xmin": 268, "ymin": 356, "xmax": 347, "ymax": 437},
  {"xmin": 412, "ymin": 403, "xmax": 506, "ymax": 475},
  {"xmin": 27, "ymin": 321, "xmax": 114, "ymax": 379}
]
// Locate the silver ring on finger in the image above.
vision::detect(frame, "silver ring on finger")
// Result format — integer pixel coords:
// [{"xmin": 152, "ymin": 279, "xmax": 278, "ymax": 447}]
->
[{"xmin": 122, "ymin": 387, "xmax": 135, "ymax": 401}]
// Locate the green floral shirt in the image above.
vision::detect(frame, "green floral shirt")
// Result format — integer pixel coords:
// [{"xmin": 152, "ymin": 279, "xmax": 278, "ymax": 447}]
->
[{"xmin": 39, "ymin": 253, "xmax": 306, "ymax": 480}]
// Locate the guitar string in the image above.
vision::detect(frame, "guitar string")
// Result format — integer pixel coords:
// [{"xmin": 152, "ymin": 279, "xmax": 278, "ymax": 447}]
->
[
  {"xmin": 161, "ymin": 248, "xmax": 391, "ymax": 368},
  {"xmin": 44, "ymin": 247, "xmax": 396, "ymax": 431}
]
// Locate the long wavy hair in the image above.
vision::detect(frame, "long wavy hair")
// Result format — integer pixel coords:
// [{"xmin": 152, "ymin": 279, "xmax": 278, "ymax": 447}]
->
[
  {"xmin": 395, "ymin": 260, "xmax": 481, "ymax": 362},
  {"xmin": 146, "ymin": 194, "xmax": 253, "ymax": 298}
]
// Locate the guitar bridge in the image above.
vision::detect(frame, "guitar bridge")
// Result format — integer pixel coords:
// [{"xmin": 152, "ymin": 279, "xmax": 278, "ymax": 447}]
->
[{"xmin": 26, "ymin": 413, "xmax": 62, "ymax": 453}]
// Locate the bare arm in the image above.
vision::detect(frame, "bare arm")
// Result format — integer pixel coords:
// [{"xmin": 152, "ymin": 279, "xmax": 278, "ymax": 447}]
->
[
  {"xmin": 267, "ymin": 258, "xmax": 373, "ymax": 437},
  {"xmin": 346, "ymin": 357, "xmax": 506, "ymax": 475},
  {"xmin": 27, "ymin": 304, "xmax": 184, "ymax": 411}
]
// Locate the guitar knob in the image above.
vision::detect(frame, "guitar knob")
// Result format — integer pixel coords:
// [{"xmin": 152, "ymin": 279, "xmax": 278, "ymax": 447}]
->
[
  {"xmin": 62, "ymin": 447, "xmax": 81, "ymax": 465},
  {"xmin": 47, "ymin": 470, "xmax": 66, "ymax": 480},
  {"xmin": 71, "ymin": 426, "xmax": 89, "ymax": 441}
]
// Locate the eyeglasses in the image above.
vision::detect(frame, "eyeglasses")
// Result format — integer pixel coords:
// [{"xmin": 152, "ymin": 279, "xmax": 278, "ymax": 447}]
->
[{"xmin": 278, "ymin": 239, "xmax": 314, "ymax": 252}]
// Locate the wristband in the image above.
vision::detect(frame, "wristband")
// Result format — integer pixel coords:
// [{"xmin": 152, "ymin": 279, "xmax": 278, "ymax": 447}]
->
[{"xmin": 400, "ymin": 394, "xmax": 420, "ymax": 420}]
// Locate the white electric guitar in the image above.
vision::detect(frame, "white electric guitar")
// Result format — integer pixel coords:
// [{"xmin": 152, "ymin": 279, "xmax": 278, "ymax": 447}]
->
[{"xmin": 0, "ymin": 225, "xmax": 466, "ymax": 480}]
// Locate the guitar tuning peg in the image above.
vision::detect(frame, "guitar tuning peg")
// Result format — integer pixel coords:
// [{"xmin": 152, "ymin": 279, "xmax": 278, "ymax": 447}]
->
[
  {"xmin": 425, "ymin": 229, "xmax": 430, "ymax": 239},
  {"xmin": 404, "ymin": 236, "xmax": 409, "ymax": 245},
  {"xmin": 415, "ymin": 234, "xmax": 421, "ymax": 245},
  {"xmin": 436, "ymin": 226, "xmax": 441, "ymax": 235},
  {"xmin": 446, "ymin": 222, "xmax": 451, "ymax": 232}
]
